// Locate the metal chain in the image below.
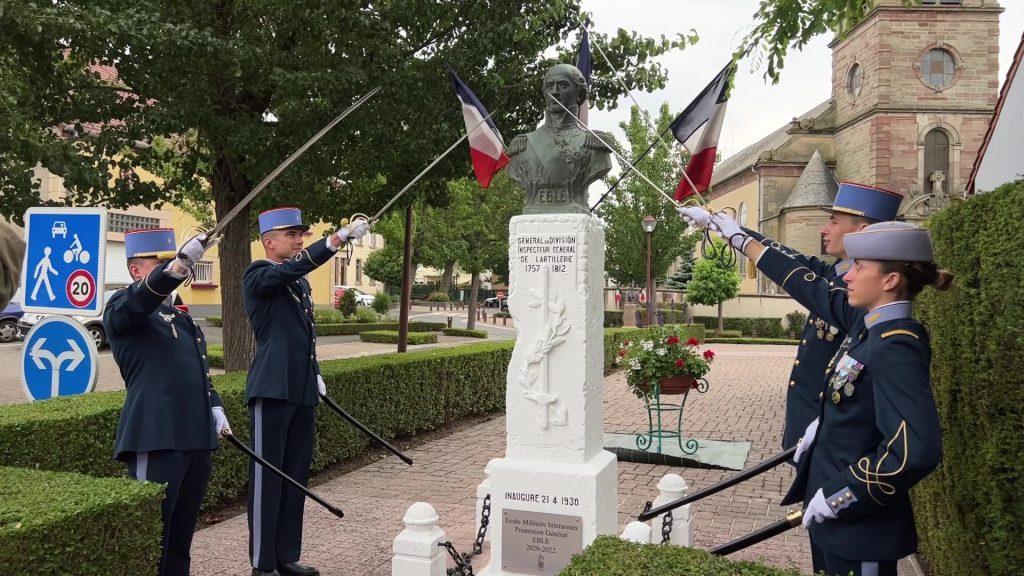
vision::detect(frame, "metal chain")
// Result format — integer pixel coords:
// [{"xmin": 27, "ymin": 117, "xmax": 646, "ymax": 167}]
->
[
  {"xmin": 441, "ymin": 494, "xmax": 491, "ymax": 576},
  {"xmin": 471, "ymin": 494, "xmax": 491, "ymax": 557},
  {"xmin": 661, "ymin": 510, "xmax": 673, "ymax": 544},
  {"xmin": 440, "ymin": 541, "xmax": 475, "ymax": 576}
]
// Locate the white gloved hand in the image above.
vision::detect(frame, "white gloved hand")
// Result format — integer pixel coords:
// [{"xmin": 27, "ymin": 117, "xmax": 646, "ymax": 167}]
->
[
  {"xmin": 677, "ymin": 206, "xmax": 714, "ymax": 229},
  {"xmin": 347, "ymin": 218, "xmax": 370, "ymax": 240},
  {"xmin": 176, "ymin": 233, "xmax": 208, "ymax": 267},
  {"xmin": 317, "ymin": 374, "xmax": 327, "ymax": 396},
  {"xmin": 709, "ymin": 211, "xmax": 751, "ymax": 251},
  {"xmin": 211, "ymin": 406, "xmax": 231, "ymax": 436},
  {"xmin": 793, "ymin": 418, "xmax": 819, "ymax": 464},
  {"xmin": 802, "ymin": 488, "xmax": 838, "ymax": 529}
]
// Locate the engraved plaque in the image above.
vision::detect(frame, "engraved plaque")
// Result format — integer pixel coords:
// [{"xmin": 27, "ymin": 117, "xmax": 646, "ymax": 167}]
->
[{"xmin": 502, "ymin": 509, "xmax": 583, "ymax": 575}]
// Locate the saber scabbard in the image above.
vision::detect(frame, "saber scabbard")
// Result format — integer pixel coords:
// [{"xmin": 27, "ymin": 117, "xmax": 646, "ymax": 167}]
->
[
  {"xmin": 637, "ymin": 446, "xmax": 797, "ymax": 521},
  {"xmin": 711, "ymin": 509, "xmax": 803, "ymax": 555},
  {"xmin": 223, "ymin": 433, "xmax": 345, "ymax": 518},
  {"xmin": 319, "ymin": 393, "xmax": 413, "ymax": 465}
]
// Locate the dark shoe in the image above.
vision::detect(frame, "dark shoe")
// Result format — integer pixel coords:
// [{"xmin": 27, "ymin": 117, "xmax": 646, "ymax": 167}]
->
[
  {"xmin": 251, "ymin": 570, "xmax": 280, "ymax": 576},
  {"xmin": 278, "ymin": 563, "xmax": 320, "ymax": 576}
]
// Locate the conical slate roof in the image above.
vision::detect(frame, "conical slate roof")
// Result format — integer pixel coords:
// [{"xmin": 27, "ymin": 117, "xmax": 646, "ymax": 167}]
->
[{"xmin": 780, "ymin": 150, "xmax": 838, "ymax": 211}]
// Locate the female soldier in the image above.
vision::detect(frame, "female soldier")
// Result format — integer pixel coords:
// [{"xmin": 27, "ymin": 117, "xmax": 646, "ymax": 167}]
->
[{"xmin": 684, "ymin": 209, "xmax": 952, "ymax": 576}]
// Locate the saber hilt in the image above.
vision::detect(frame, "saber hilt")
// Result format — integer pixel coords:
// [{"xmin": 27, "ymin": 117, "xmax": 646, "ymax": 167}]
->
[
  {"xmin": 637, "ymin": 446, "xmax": 796, "ymax": 521},
  {"xmin": 710, "ymin": 509, "xmax": 803, "ymax": 555},
  {"xmin": 319, "ymin": 393, "xmax": 413, "ymax": 465},
  {"xmin": 223, "ymin": 432, "xmax": 345, "ymax": 518}
]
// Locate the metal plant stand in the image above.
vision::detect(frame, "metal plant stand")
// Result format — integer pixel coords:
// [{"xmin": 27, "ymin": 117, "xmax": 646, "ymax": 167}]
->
[{"xmin": 635, "ymin": 377, "xmax": 710, "ymax": 454}]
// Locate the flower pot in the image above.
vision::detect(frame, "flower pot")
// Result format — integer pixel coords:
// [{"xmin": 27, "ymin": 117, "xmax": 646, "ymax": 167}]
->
[{"xmin": 638, "ymin": 375, "xmax": 700, "ymax": 396}]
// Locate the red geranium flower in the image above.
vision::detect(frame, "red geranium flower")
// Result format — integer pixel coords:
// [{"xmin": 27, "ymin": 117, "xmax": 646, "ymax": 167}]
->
[
  {"xmin": 665, "ymin": 335, "xmax": 680, "ymax": 345},
  {"xmin": 618, "ymin": 350, "xmax": 627, "ymax": 357},
  {"xmin": 703, "ymin": 350, "xmax": 715, "ymax": 360},
  {"xmin": 675, "ymin": 359, "xmax": 685, "ymax": 368},
  {"xmin": 687, "ymin": 337, "xmax": 701, "ymax": 347}
]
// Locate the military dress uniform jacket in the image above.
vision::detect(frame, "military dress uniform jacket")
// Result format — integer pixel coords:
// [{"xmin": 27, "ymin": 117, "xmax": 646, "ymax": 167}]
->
[
  {"xmin": 243, "ymin": 239, "xmax": 333, "ymax": 406},
  {"xmin": 743, "ymin": 228, "xmax": 850, "ymax": 450},
  {"xmin": 756, "ymin": 246, "xmax": 942, "ymax": 561},
  {"xmin": 106, "ymin": 264, "xmax": 222, "ymax": 461}
]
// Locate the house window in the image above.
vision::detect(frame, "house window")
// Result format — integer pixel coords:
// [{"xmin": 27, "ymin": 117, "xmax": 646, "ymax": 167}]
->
[
  {"xmin": 333, "ymin": 256, "xmax": 347, "ymax": 286},
  {"xmin": 356, "ymin": 259, "xmax": 363, "ymax": 285},
  {"xmin": 847, "ymin": 63, "xmax": 863, "ymax": 98},
  {"xmin": 193, "ymin": 260, "xmax": 214, "ymax": 284},
  {"xmin": 923, "ymin": 129, "xmax": 951, "ymax": 195},
  {"xmin": 738, "ymin": 202, "xmax": 748, "ymax": 227},
  {"xmin": 919, "ymin": 48, "xmax": 956, "ymax": 90},
  {"xmin": 108, "ymin": 212, "xmax": 160, "ymax": 234},
  {"xmin": 738, "ymin": 252, "xmax": 747, "ymax": 278},
  {"xmin": 370, "ymin": 233, "xmax": 377, "ymax": 248}
]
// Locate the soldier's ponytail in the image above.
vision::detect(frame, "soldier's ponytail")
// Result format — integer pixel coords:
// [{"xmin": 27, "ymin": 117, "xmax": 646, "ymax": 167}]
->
[{"xmin": 880, "ymin": 261, "xmax": 955, "ymax": 299}]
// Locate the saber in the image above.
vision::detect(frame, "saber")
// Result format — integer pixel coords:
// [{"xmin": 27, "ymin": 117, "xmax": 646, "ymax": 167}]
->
[
  {"xmin": 366, "ymin": 110, "xmax": 499, "ymax": 225},
  {"xmin": 637, "ymin": 446, "xmax": 797, "ymax": 521},
  {"xmin": 223, "ymin": 432, "xmax": 345, "ymax": 518},
  {"xmin": 711, "ymin": 509, "xmax": 803, "ymax": 555},
  {"xmin": 320, "ymin": 393, "xmax": 413, "ymax": 465},
  {"xmin": 208, "ymin": 86, "xmax": 382, "ymax": 240}
]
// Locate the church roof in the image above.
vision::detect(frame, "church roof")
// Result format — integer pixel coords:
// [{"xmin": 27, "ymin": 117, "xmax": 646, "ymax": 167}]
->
[
  {"xmin": 780, "ymin": 149, "xmax": 838, "ymax": 210},
  {"xmin": 712, "ymin": 100, "xmax": 833, "ymax": 186}
]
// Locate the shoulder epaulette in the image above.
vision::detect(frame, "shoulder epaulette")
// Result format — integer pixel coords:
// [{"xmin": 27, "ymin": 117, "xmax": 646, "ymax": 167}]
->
[
  {"xmin": 584, "ymin": 130, "xmax": 613, "ymax": 151},
  {"xmin": 880, "ymin": 329, "xmax": 919, "ymax": 340},
  {"xmin": 508, "ymin": 134, "xmax": 528, "ymax": 156}
]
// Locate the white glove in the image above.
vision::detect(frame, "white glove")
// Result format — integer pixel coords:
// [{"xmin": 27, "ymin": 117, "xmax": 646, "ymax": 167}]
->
[
  {"xmin": 677, "ymin": 206, "xmax": 713, "ymax": 229},
  {"xmin": 793, "ymin": 418, "xmax": 819, "ymax": 464},
  {"xmin": 176, "ymin": 233, "xmax": 208, "ymax": 267},
  {"xmin": 211, "ymin": 406, "xmax": 231, "ymax": 436},
  {"xmin": 709, "ymin": 211, "xmax": 751, "ymax": 251},
  {"xmin": 317, "ymin": 374, "xmax": 327, "ymax": 396},
  {"xmin": 802, "ymin": 488, "xmax": 838, "ymax": 529},
  {"xmin": 348, "ymin": 218, "xmax": 370, "ymax": 239}
]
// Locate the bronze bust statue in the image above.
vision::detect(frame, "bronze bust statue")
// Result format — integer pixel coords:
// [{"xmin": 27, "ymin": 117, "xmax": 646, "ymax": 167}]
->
[{"xmin": 507, "ymin": 63, "xmax": 613, "ymax": 214}]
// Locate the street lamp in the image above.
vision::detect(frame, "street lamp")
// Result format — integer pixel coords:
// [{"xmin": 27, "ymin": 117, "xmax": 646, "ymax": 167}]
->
[{"xmin": 642, "ymin": 215, "xmax": 658, "ymax": 326}]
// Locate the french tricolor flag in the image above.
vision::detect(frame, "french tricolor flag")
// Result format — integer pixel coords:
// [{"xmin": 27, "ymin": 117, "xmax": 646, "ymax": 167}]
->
[
  {"xmin": 670, "ymin": 62, "xmax": 734, "ymax": 200},
  {"xmin": 448, "ymin": 66, "xmax": 508, "ymax": 189}
]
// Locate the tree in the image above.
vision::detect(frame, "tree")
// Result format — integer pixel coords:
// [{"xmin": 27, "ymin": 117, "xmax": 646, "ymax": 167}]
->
[
  {"xmin": 598, "ymin": 103, "xmax": 700, "ymax": 292},
  {"xmin": 685, "ymin": 240, "xmax": 740, "ymax": 334},
  {"xmin": 1, "ymin": 3, "xmax": 693, "ymax": 370},
  {"xmin": 364, "ymin": 247, "xmax": 404, "ymax": 292},
  {"xmin": 663, "ymin": 255, "xmax": 696, "ymax": 291}
]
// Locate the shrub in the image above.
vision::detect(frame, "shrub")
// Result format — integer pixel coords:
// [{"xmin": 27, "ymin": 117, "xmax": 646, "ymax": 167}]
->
[
  {"xmin": 0, "ymin": 467, "xmax": 165, "ymax": 575},
  {"xmin": 207, "ymin": 344, "xmax": 224, "ymax": 368},
  {"xmin": 426, "ymin": 292, "xmax": 450, "ymax": 302},
  {"xmin": 314, "ymin": 308, "xmax": 344, "ymax": 324},
  {"xmin": 603, "ymin": 310, "xmax": 623, "ymax": 328},
  {"xmin": 692, "ymin": 316, "xmax": 784, "ymax": 338},
  {"xmin": 337, "ymin": 288, "xmax": 357, "ymax": 316},
  {"xmin": 206, "ymin": 316, "xmax": 223, "ymax": 327},
  {"xmin": 372, "ymin": 292, "xmax": 392, "ymax": 315},
  {"xmin": 354, "ymin": 308, "xmax": 378, "ymax": 324},
  {"xmin": 443, "ymin": 328, "xmax": 488, "ymax": 338},
  {"xmin": 360, "ymin": 330, "xmax": 437, "ymax": 345},
  {"xmin": 560, "ymin": 536, "xmax": 801, "ymax": 575},
  {"xmin": 784, "ymin": 310, "xmax": 807, "ymax": 333}
]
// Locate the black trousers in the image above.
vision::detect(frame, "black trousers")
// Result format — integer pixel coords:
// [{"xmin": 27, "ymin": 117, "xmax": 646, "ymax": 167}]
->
[
  {"xmin": 127, "ymin": 450, "xmax": 212, "ymax": 576},
  {"xmin": 810, "ymin": 537, "xmax": 899, "ymax": 576},
  {"xmin": 247, "ymin": 398, "xmax": 316, "ymax": 571}
]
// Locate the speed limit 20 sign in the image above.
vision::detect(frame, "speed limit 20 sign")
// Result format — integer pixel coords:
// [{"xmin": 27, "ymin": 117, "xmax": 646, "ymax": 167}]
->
[{"xmin": 66, "ymin": 269, "xmax": 97, "ymax": 308}]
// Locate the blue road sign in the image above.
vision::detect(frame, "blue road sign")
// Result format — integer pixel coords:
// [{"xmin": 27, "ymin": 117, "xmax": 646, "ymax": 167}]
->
[
  {"xmin": 21, "ymin": 316, "xmax": 99, "ymax": 402},
  {"xmin": 21, "ymin": 207, "xmax": 108, "ymax": 316}
]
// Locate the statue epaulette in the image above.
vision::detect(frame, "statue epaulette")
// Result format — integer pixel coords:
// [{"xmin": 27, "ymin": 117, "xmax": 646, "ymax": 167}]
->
[
  {"xmin": 508, "ymin": 134, "xmax": 528, "ymax": 156},
  {"xmin": 584, "ymin": 130, "xmax": 613, "ymax": 151}
]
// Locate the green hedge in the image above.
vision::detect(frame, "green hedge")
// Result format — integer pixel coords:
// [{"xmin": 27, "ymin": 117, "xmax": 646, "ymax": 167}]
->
[
  {"xmin": 911, "ymin": 181, "xmax": 1024, "ymax": 576},
  {"xmin": 604, "ymin": 310, "xmax": 624, "ymax": 327},
  {"xmin": 206, "ymin": 315, "xmax": 222, "ymax": 327},
  {"xmin": 0, "ymin": 466, "xmax": 164, "ymax": 575},
  {"xmin": 443, "ymin": 328, "xmax": 488, "ymax": 338},
  {"xmin": 360, "ymin": 330, "xmax": 438, "ymax": 345},
  {"xmin": 692, "ymin": 316, "xmax": 784, "ymax": 338},
  {"xmin": 559, "ymin": 536, "xmax": 801, "ymax": 575},
  {"xmin": 705, "ymin": 337, "xmax": 799, "ymax": 345}
]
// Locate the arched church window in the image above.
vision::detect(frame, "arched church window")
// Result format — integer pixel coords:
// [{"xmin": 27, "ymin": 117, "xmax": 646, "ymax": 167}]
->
[
  {"xmin": 847, "ymin": 63, "xmax": 863, "ymax": 98},
  {"xmin": 920, "ymin": 48, "xmax": 956, "ymax": 90},
  {"xmin": 923, "ymin": 129, "xmax": 950, "ymax": 195}
]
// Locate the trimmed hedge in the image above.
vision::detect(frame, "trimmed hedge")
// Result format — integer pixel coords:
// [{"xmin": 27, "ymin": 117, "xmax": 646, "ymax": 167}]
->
[
  {"xmin": 911, "ymin": 181, "xmax": 1024, "ymax": 576},
  {"xmin": 705, "ymin": 337, "xmax": 799, "ymax": 345},
  {"xmin": 692, "ymin": 316, "xmax": 784, "ymax": 338},
  {"xmin": 0, "ymin": 466, "xmax": 164, "ymax": 575},
  {"xmin": 443, "ymin": 328, "xmax": 488, "ymax": 339},
  {"xmin": 604, "ymin": 310, "xmax": 624, "ymax": 327},
  {"xmin": 206, "ymin": 315, "xmax": 222, "ymax": 327},
  {"xmin": 360, "ymin": 330, "xmax": 438, "ymax": 345},
  {"xmin": 559, "ymin": 536, "xmax": 801, "ymax": 575}
]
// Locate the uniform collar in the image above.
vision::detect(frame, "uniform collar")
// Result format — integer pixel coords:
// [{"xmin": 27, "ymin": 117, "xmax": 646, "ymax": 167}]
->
[
  {"xmin": 864, "ymin": 301, "xmax": 913, "ymax": 329},
  {"xmin": 834, "ymin": 258, "xmax": 854, "ymax": 276}
]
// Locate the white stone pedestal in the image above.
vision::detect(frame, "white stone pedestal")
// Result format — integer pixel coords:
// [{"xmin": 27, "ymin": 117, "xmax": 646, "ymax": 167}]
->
[{"xmin": 480, "ymin": 214, "xmax": 617, "ymax": 576}]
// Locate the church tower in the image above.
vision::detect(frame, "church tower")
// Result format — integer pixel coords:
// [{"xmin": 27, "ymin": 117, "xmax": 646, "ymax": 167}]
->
[{"xmin": 829, "ymin": 0, "xmax": 1002, "ymax": 220}]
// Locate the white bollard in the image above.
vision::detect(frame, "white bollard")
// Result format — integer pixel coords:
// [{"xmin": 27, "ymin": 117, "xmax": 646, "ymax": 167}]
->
[
  {"xmin": 652, "ymin": 473, "xmax": 691, "ymax": 546},
  {"xmin": 620, "ymin": 521, "xmax": 653, "ymax": 544},
  {"xmin": 393, "ymin": 502, "xmax": 448, "ymax": 576},
  {"xmin": 475, "ymin": 462, "xmax": 493, "ymax": 543}
]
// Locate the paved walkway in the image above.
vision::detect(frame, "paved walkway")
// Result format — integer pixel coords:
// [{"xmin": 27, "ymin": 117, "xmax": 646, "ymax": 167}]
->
[{"xmin": 190, "ymin": 344, "xmax": 819, "ymax": 575}]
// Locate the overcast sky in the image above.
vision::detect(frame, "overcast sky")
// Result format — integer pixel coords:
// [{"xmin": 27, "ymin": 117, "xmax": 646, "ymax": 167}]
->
[{"xmin": 580, "ymin": 0, "xmax": 1024, "ymax": 166}]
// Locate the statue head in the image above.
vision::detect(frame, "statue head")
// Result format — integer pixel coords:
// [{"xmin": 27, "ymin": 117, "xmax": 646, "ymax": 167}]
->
[{"xmin": 543, "ymin": 63, "xmax": 587, "ymax": 114}]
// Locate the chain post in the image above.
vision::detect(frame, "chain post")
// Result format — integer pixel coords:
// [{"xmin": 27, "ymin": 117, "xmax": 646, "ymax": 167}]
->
[
  {"xmin": 440, "ymin": 541, "xmax": 475, "ymax": 576},
  {"xmin": 661, "ymin": 510, "xmax": 674, "ymax": 544}
]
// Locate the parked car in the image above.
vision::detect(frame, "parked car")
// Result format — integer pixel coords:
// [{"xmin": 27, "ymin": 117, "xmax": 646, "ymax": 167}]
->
[
  {"xmin": 333, "ymin": 286, "xmax": 375, "ymax": 307},
  {"xmin": 0, "ymin": 301, "xmax": 23, "ymax": 343},
  {"xmin": 483, "ymin": 297, "xmax": 509, "ymax": 312}
]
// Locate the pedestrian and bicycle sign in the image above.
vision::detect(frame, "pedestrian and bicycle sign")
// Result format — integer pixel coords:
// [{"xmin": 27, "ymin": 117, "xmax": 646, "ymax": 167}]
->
[
  {"xmin": 20, "ymin": 207, "xmax": 107, "ymax": 316},
  {"xmin": 21, "ymin": 315, "xmax": 99, "ymax": 402}
]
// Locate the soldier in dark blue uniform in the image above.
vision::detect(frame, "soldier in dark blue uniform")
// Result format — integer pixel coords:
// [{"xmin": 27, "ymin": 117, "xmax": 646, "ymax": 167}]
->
[
  {"xmin": 105, "ymin": 228, "xmax": 228, "ymax": 576},
  {"xmin": 244, "ymin": 207, "xmax": 368, "ymax": 576},
  {"xmin": 682, "ymin": 182, "xmax": 903, "ymax": 452},
  {"xmin": 691, "ymin": 211, "xmax": 953, "ymax": 575}
]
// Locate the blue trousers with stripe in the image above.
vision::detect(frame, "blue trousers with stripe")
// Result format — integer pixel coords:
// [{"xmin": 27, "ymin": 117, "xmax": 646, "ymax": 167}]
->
[
  {"xmin": 811, "ymin": 536, "xmax": 899, "ymax": 576},
  {"xmin": 127, "ymin": 450, "xmax": 212, "ymax": 576},
  {"xmin": 247, "ymin": 399, "xmax": 316, "ymax": 571}
]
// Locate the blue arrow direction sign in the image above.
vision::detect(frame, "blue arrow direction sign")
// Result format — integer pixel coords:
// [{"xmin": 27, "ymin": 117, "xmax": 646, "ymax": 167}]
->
[
  {"xmin": 20, "ymin": 207, "xmax": 108, "ymax": 317},
  {"xmin": 21, "ymin": 316, "xmax": 99, "ymax": 402}
]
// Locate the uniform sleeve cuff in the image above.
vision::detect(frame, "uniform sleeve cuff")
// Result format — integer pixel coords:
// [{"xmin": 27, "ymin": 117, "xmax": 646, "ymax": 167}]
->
[{"xmin": 824, "ymin": 486, "xmax": 857, "ymax": 515}]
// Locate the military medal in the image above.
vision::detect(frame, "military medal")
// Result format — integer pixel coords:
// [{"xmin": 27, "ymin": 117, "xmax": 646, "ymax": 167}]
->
[
  {"xmin": 826, "ymin": 326, "xmax": 838, "ymax": 342},
  {"xmin": 815, "ymin": 318, "xmax": 826, "ymax": 340},
  {"xmin": 158, "ymin": 312, "xmax": 178, "ymax": 339},
  {"xmin": 843, "ymin": 382, "xmax": 855, "ymax": 397},
  {"xmin": 832, "ymin": 390, "xmax": 842, "ymax": 404}
]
